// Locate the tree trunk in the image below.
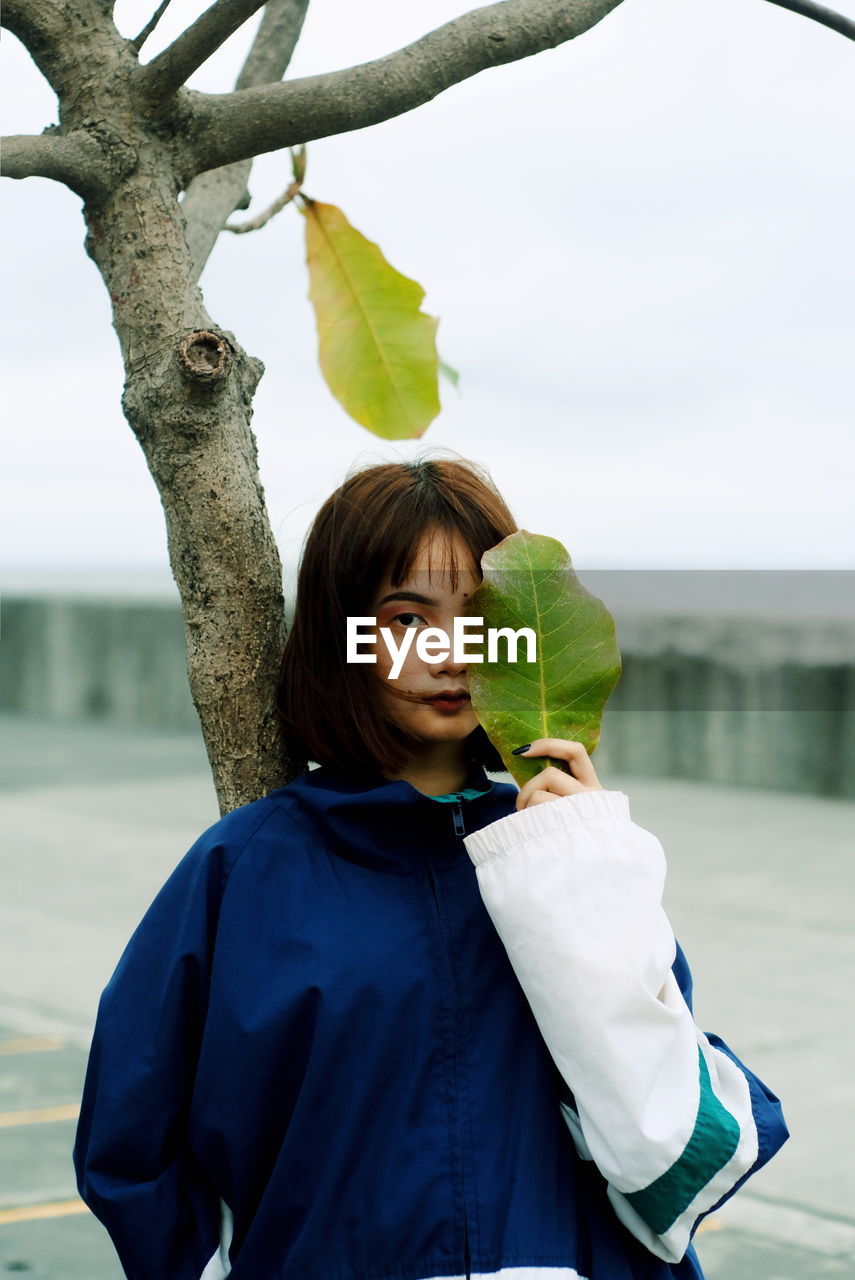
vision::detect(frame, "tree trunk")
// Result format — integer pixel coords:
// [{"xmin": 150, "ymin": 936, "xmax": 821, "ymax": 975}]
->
[
  {"xmin": 3, "ymin": 0, "xmax": 636, "ymax": 813},
  {"xmin": 83, "ymin": 160, "xmax": 292, "ymax": 814}
]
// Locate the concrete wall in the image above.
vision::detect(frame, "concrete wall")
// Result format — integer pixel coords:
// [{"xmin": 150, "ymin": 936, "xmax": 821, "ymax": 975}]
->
[
  {"xmin": 594, "ymin": 613, "xmax": 855, "ymax": 797},
  {"xmin": 0, "ymin": 598, "xmax": 196, "ymax": 732},
  {"xmin": 1, "ymin": 596, "xmax": 853, "ymax": 797}
]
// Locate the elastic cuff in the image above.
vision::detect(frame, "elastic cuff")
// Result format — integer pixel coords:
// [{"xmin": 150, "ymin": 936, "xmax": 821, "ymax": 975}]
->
[{"xmin": 464, "ymin": 789, "xmax": 631, "ymax": 865}]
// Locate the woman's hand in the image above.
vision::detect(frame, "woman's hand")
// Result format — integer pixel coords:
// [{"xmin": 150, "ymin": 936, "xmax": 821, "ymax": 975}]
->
[{"xmin": 512, "ymin": 738, "xmax": 603, "ymax": 810}]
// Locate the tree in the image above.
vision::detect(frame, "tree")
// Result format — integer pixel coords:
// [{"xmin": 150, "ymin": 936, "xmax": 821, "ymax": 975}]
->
[{"xmin": 2, "ymin": 0, "xmax": 852, "ymax": 814}]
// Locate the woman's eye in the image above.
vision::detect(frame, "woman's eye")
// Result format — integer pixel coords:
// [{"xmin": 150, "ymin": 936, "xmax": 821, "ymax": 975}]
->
[{"xmin": 393, "ymin": 612, "xmax": 426, "ymax": 628}]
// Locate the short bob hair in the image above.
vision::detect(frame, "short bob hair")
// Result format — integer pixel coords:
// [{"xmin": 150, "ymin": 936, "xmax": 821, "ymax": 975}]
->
[{"xmin": 277, "ymin": 457, "xmax": 517, "ymax": 776}]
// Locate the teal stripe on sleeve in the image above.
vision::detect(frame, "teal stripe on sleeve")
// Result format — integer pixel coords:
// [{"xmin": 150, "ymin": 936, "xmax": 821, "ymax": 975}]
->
[{"xmin": 624, "ymin": 1046, "xmax": 741, "ymax": 1234}]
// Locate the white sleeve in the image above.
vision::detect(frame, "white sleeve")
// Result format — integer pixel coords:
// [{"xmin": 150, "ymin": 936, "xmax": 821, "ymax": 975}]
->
[
  {"xmin": 199, "ymin": 1200, "xmax": 233, "ymax": 1279},
  {"xmin": 464, "ymin": 790, "xmax": 760, "ymax": 1263}
]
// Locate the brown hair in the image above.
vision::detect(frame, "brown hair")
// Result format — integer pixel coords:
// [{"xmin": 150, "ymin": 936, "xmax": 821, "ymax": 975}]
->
[{"xmin": 277, "ymin": 457, "xmax": 517, "ymax": 776}]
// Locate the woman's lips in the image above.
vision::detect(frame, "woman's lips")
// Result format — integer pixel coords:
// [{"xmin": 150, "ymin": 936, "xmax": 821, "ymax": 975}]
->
[{"xmin": 425, "ymin": 692, "xmax": 471, "ymax": 715}]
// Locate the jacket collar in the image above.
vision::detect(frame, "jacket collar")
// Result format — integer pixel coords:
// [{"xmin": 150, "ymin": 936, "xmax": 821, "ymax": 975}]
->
[{"xmin": 272, "ymin": 764, "xmax": 516, "ymax": 874}]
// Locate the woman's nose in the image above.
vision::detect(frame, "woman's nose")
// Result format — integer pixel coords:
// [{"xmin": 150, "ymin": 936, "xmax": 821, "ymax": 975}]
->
[{"xmin": 433, "ymin": 649, "xmax": 467, "ymax": 678}]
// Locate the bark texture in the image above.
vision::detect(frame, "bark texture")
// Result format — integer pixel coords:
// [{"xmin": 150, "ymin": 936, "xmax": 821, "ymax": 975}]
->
[
  {"xmin": 86, "ymin": 155, "xmax": 290, "ymax": 814},
  {"xmin": 2, "ymin": 0, "xmax": 627, "ymax": 812},
  {"xmin": 3, "ymin": 0, "xmax": 294, "ymax": 812}
]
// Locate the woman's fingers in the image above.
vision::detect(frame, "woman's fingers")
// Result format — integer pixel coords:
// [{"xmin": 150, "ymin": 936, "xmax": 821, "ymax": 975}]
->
[
  {"xmin": 515, "ymin": 764, "xmax": 588, "ymax": 810},
  {"xmin": 525, "ymin": 789, "xmax": 570, "ymax": 807},
  {"xmin": 513, "ymin": 739, "xmax": 602, "ymax": 810},
  {"xmin": 516, "ymin": 738, "xmax": 601, "ymax": 786}
]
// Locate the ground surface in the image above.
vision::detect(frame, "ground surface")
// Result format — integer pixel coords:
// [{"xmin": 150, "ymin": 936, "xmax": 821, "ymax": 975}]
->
[{"xmin": 1, "ymin": 716, "xmax": 853, "ymax": 1278}]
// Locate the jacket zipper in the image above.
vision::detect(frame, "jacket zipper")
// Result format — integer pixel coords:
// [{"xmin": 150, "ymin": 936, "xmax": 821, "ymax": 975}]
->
[
  {"xmin": 425, "ymin": 857, "xmax": 472, "ymax": 1279},
  {"xmin": 450, "ymin": 796, "xmax": 470, "ymax": 1277},
  {"xmin": 426, "ymin": 860, "xmax": 441, "ymax": 911}
]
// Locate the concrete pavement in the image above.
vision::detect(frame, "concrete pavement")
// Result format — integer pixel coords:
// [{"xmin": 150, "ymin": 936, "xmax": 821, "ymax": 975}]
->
[{"xmin": 1, "ymin": 715, "xmax": 853, "ymax": 1278}]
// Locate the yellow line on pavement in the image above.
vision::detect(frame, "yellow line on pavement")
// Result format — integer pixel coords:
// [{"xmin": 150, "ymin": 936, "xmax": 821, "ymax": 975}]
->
[
  {"xmin": 0, "ymin": 1103, "xmax": 80, "ymax": 1128},
  {"xmin": 0, "ymin": 1035, "xmax": 63, "ymax": 1056},
  {"xmin": 0, "ymin": 1199, "xmax": 89, "ymax": 1226},
  {"xmin": 696, "ymin": 1215, "xmax": 725, "ymax": 1235}
]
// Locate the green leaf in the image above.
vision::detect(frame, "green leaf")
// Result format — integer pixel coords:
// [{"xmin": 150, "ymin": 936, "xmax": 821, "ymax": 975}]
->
[
  {"xmin": 439, "ymin": 359, "xmax": 461, "ymax": 393},
  {"xmin": 468, "ymin": 530, "xmax": 622, "ymax": 786},
  {"xmin": 301, "ymin": 199, "xmax": 441, "ymax": 439}
]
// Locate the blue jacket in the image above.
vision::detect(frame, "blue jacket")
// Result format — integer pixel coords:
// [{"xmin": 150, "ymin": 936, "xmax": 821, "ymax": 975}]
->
[{"xmin": 74, "ymin": 766, "xmax": 787, "ymax": 1280}]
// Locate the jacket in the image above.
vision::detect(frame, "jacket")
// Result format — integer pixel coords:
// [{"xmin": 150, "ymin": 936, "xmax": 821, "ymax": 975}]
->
[{"xmin": 73, "ymin": 765, "xmax": 788, "ymax": 1280}]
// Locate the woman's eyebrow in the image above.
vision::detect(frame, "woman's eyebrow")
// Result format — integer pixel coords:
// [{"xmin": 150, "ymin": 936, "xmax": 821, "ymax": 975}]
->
[
  {"xmin": 373, "ymin": 588, "xmax": 473, "ymax": 609},
  {"xmin": 375, "ymin": 590, "xmax": 436, "ymax": 607}
]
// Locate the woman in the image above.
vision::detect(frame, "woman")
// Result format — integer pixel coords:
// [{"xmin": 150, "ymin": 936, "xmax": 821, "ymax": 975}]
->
[{"xmin": 74, "ymin": 457, "xmax": 787, "ymax": 1280}]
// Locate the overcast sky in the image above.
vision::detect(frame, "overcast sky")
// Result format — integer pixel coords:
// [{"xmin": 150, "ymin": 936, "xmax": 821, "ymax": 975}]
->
[{"xmin": 2, "ymin": 0, "xmax": 853, "ymax": 585}]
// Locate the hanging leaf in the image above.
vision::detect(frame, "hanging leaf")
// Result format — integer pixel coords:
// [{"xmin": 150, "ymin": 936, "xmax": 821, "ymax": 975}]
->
[
  {"xmin": 468, "ymin": 531, "xmax": 622, "ymax": 786},
  {"xmin": 301, "ymin": 199, "xmax": 441, "ymax": 439}
]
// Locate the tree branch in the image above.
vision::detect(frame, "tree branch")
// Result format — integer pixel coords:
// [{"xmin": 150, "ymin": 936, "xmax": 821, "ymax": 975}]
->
[
  {"xmin": 131, "ymin": 0, "xmax": 175, "ymax": 53},
  {"xmin": 0, "ymin": 0, "xmax": 59, "ymax": 36},
  {"xmin": 225, "ymin": 174, "xmax": 302, "ymax": 233},
  {"xmin": 763, "ymin": 0, "xmax": 855, "ymax": 41},
  {"xmin": 1, "ymin": 1, "xmax": 76, "ymax": 96},
  {"xmin": 181, "ymin": 0, "xmax": 310, "ymax": 280},
  {"xmin": 185, "ymin": 0, "xmax": 624, "ymax": 178},
  {"xmin": 231, "ymin": 0, "xmax": 310, "ymax": 91},
  {"xmin": 1, "ymin": 131, "xmax": 107, "ymax": 198},
  {"xmin": 139, "ymin": 0, "xmax": 269, "ymax": 103}
]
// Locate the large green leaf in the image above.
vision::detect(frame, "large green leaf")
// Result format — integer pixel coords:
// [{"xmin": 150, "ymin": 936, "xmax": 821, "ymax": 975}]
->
[
  {"xmin": 468, "ymin": 531, "xmax": 622, "ymax": 785},
  {"xmin": 302, "ymin": 199, "xmax": 441, "ymax": 439}
]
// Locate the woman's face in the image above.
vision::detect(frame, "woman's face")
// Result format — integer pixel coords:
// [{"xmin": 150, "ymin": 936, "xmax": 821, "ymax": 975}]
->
[{"xmin": 370, "ymin": 528, "xmax": 481, "ymax": 748}]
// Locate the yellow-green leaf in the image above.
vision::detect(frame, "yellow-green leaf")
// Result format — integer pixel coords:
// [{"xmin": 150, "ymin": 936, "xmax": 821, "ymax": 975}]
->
[
  {"xmin": 302, "ymin": 199, "xmax": 440, "ymax": 439},
  {"xmin": 468, "ymin": 531, "xmax": 622, "ymax": 785}
]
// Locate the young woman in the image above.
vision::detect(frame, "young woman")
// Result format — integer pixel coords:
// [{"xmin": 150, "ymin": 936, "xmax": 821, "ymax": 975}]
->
[{"xmin": 74, "ymin": 457, "xmax": 787, "ymax": 1280}]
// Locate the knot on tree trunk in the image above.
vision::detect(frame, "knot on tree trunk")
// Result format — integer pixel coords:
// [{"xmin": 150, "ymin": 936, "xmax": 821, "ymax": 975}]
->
[{"xmin": 178, "ymin": 330, "xmax": 232, "ymax": 386}]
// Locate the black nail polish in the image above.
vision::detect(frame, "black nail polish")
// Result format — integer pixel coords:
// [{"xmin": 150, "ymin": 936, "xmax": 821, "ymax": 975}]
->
[{"xmin": 511, "ymin": 743, "xmax": 532, "ymax": 755}]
